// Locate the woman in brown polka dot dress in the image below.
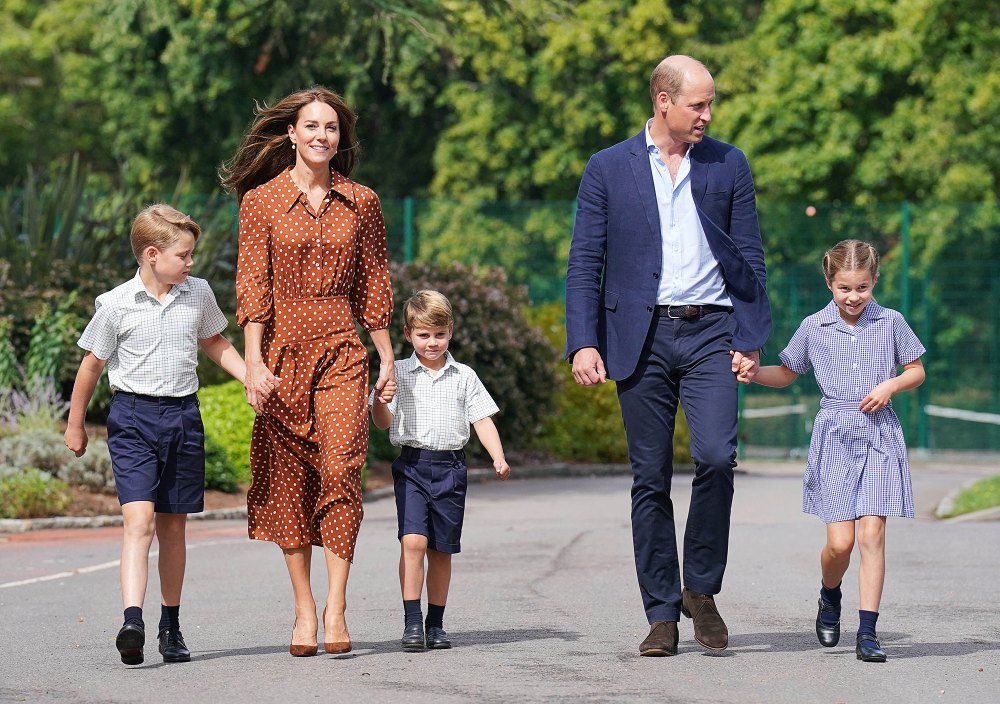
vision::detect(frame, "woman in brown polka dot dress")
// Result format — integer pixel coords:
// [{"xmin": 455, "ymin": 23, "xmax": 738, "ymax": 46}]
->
[{"xmin": 222, "ymin": 86, "xmax": 395, "ymax": 657}]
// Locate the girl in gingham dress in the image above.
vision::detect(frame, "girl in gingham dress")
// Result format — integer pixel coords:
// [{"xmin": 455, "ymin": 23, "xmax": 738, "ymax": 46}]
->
[{"xmin": 749, "ymin": 240, "xmax": 925, "ymax": 663}]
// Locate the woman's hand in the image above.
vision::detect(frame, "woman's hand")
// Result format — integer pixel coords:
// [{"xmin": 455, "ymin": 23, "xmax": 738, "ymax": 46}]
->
[
  {"xmin": 245, "ymin": 358, "xmax": 280, "ymax": 413},
  {"xmin": 373, "ymin": 359, "xmax": 395, "ymax": 402}
]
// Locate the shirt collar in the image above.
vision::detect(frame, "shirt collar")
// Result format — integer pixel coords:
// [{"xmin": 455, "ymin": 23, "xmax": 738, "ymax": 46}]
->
[
  {"xmin": 818, "ymin": 298, "xmax": 885, "ymax": 328},
  {"xmin": 275, "ymin": 167, "xmax": 357, "ymax": 213},
  {"xmin": 407, "ymin": 350, "xmax": 456, "ymax": 375},
  {"xmin": 129, "ymin": 270, "xmax": 189, "ymax": 303}
]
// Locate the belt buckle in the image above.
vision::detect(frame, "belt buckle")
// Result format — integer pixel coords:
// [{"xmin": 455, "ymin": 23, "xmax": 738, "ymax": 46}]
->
[{"xmin": 667, "ymin": 305, "xmax": 698, "ymax": 319}]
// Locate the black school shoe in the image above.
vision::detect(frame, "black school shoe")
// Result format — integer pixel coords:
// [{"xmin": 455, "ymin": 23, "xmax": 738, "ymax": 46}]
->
[
  {"xmin": 401, "ymin": 622, "xmax": 425, "ymax": 651},
  {"xmin": 116, "ymin": 622, "xmax": 145, "ymax": 665},
  {"xmin": 158, "ymin": 627, "xmax": 191, "ymax": 663},
  {"xmin": 856, "ymin": 633, "xmax": 887, "ymax": 662},
  {"xmin": 815, "ymin": 597, "xmax": 841, "ymax": 647},
  {"xmin": 425, "ymin": 625, "xmax": 452, "ymax": 649}
]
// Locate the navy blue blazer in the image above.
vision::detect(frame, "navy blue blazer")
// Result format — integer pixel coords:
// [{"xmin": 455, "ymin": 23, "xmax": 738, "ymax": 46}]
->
[{"xmin": 565, "ymin": 132, "xmax": 772, "ymax": 381}]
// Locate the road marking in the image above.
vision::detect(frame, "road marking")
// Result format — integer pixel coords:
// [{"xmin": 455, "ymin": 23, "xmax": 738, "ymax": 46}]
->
[{"xmin": 0, "ymin": 539, "xmax": 243, "ymax": 590}]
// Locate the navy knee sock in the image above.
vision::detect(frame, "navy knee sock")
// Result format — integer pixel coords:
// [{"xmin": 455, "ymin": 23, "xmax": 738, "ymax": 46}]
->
[
  {"xmin": 819, "ymin": 581, "xmax": 842, "ymax": 626},
  {"xmin": 159, "ymin": 604, "xmax": 180, "ymax": 632},
  {"xmin": 403, "ymin": 599, "xmax": 423, "ymax": 628},
  {"xmin": 123, "ymin": 606, "xmax": 143, "ymax": 627},
  {"xmin": 426, "ymin": 603, "xmax": 446, "ymax": 629},
  {"xmin": 858, "ymin": 610, "xmax": 879, "ymax": 638}
]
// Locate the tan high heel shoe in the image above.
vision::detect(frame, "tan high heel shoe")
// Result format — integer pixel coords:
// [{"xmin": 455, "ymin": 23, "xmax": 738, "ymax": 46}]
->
[
  {"xmin": 289, "ymin": 619, "xmax": 318, "ymax": 657},
  {"xmin": 323, "ymin": 607, "xmax": 352, "ymax": 654}
]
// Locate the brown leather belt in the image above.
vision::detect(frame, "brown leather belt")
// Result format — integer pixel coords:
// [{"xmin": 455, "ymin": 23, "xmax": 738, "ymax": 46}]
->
[{"xmin": 655, "ymin": 304, "xmax": 733, "ymax": 319}]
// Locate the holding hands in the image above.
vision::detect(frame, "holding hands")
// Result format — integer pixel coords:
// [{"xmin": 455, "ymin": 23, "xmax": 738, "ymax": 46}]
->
[
  {"xmin": 731, "ymin": 349, "xmax": 760, "ymax": 384},
  {"xmin": 244, "ymin": 358, "xmax": 281, "ymax": 413}
]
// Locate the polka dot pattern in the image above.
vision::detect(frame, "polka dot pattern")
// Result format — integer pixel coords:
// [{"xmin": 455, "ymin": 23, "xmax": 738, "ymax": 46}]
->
[{"xmin": 236, "ymin": 167, "xmax": 393, "ymax": 560}]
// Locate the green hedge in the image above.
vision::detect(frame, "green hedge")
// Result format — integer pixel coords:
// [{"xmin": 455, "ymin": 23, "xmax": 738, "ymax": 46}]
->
[
  {"xmin": 199, "ymin": 380, "xmax": 254, "ymax": 485},
  {"xmin": 526, "ymin": 302, "xmax": 691, "ymax": 465}
]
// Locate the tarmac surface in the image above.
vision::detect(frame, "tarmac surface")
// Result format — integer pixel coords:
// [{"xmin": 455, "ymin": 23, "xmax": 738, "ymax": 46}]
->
[{"xmin": 1, "ymin": 458, "xmax": 998, "ymax": 703}]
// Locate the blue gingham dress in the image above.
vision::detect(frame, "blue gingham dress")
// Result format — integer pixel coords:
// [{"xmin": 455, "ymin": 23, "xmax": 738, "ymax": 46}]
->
[{"xmin": 779, "ymin": 300, "xmax": 925, "ymax": 522}]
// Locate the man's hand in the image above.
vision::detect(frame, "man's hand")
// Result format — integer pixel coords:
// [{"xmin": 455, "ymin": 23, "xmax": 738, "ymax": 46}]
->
[
  {"xmin": 731, "ymin": 349, "xmax": 760, "ymax": 384},
  {"xmin": 572, "ymin": 347, "xmax": 607, "ymax": 386}
]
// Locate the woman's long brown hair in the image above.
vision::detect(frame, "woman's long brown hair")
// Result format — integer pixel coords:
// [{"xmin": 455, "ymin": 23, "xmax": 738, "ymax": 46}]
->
[{"xmin": 220, "ymin": 86, "xmax": 359, "ymax": 204}]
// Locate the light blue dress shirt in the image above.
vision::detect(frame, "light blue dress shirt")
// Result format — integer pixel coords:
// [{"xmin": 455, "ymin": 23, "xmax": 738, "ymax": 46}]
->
[{"xmin": 645, "ymin": 121, "xmax": 732, "ymax": 307}]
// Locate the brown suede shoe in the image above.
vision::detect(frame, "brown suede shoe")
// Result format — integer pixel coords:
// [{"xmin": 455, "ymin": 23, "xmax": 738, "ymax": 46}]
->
[
  {"xmin": 681, "ymin": 588, "xmax": 728, "ymax": 651},
  {"xmin": 639, "ymin": 621, "xmax": 679, "ymax": 656}
]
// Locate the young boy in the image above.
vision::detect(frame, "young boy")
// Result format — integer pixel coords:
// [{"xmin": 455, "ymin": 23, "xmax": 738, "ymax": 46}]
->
[
  {"xmin": 370, "ymin": 289, "xmax": 510, "ymax": 651},
  {"xmin": 63, "ymin": 204, "xmax": 269, "ymax": 666}
]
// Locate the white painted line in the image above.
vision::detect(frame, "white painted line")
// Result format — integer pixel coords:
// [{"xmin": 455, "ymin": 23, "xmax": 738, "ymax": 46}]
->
[
  {"xmin": 0, "ymin": 539, "xmax": 243, "ymax": 590},
  {"xmin": 925, "ymin": 404, "xmax": 1000, "ymax": 426},
  {"xmin": 742, "ymin": 403, "xmax": 808, "ymax": 419}
]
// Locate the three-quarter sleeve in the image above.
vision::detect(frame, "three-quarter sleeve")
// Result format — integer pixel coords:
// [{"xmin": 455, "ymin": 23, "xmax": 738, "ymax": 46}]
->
[
  {"xmin": 235, "ymin": 188, "xmax": 274, "ymax": 327},
  {"xmin": 350, "ymin": 188, "xmax": 394, "ymax": 331}
]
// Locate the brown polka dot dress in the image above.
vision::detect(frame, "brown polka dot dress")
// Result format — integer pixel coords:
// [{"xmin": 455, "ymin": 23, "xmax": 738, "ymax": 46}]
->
[{"xmin": 236, "ymin": 167, "xmax": 393, "ymax": 560}]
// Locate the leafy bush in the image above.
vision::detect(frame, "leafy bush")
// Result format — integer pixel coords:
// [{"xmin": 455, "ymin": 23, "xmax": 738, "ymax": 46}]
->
[
  {"xmin": 204, "ymin": 434, "xmax": 240, "ymax": 493},
  {"xmin": 0, "ymin": 468, "xmax": 72, "ymax": 519},
  {"xmin": 365, "ymin": 261, "xmax": 559, "ymax": 458},
  {"xmin": 0, "ymin": 428, "xmax": 75, "ymax": 475},
  {"xmin": 56, "ymin": 438, "xmax": 116, "ymax": 494},
  {"xmin": 1, "ymin": 376, "xmax": 70, "ymax": 432},
  {"xmin": 199, "ymin": 380, "xmax": 254, "ymax": 485},
  {"xmin": 526, "ymin": 302, "xmax": 691, "ymax": 464}
]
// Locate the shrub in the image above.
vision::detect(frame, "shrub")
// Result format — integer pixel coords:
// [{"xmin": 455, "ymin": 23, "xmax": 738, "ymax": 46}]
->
[
  {"xmin": 365, "ymin": 261, "xmax": 559, "ymax": 459},
  {"xmin": 199, "ymin": 380, "xmax": 254, "ymax": 484},
  {"xmin": 56, "ymin": 438, "xmax": 116, "ymax": 494},
  {"xmin": 0, "ymin": 427, "xmax": 75, "ymax": 475},
  {"xmin": 0, "ymin": 468, "xmax": 72, "ymax": 519},
  {"xmin": 525, "ymin": 302, "xmax": 692, "ymax": 464},
  {"xmin": 204, "ymin": 434, "xmax": 240, "ymax": 493}
]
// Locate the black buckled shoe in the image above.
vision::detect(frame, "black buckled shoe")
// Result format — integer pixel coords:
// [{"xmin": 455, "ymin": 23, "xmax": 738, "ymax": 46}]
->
[
  {"xmin": 856, "ymin": 633, "xmax": 887, "ymax": 662},
  {"xmin": 402, "ymin": 622, "xmax": 425, "ymax": 652},
  {"xmin": 116, "ymin": 622, "xmax": 145, "ymax": 665},
  {"xmin": 158, "ymin": 627, "xmax": 191, "ymax": 663},
  {"xmin": 815, "ymin": 597, "xmax": 841, "ymax": 647},
  {"xmin": 425, "ymin": 625, "xmax": 452, "ymax": 649}
]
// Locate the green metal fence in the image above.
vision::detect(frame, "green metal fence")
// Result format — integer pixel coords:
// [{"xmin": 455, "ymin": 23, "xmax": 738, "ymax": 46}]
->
[{"xmin": 379, "ymin": 197, "xmax": 1000, "ymax": 454}]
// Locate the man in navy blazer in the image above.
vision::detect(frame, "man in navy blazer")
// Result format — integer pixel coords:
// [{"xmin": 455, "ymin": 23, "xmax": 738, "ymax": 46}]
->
[{"xmin": 565, "ymin": 55, "xmax": 771, "ymax": 656}]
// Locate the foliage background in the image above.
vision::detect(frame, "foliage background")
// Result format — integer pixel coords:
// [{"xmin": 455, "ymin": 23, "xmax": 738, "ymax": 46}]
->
[{"xmin": 2, "ymin": 0, "xmax": 998, "ymax": 473}]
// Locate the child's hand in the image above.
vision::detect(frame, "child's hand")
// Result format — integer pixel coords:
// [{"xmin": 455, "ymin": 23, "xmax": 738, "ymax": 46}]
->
[
  {"xmin": 860, "ymin": 380, "xmax": 895, "ymax": 413},
  {"xmin": 377, "ymin": 378, "xmax": 397, "ymax": 404},
  {"xmin": 64, "ymin": 426, "xmax": 88, "ymax": 457},
  {"xmin": 494, "ymin": 459, "xmax": 510, "ymax": 481},
  {"xmin": 730, "ymin": 350, "xmax": 759, "ymax": 384}
]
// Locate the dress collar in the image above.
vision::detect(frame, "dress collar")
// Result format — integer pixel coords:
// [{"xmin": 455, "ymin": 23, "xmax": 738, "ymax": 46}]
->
[{"xmin": 275, "ymin": 167, "xmax": 357, "ymax": 212}]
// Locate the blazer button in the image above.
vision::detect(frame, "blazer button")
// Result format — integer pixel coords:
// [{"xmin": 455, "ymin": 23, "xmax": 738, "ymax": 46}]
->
[
  {"xmin": 652, "ymin": 272, "xmax": 659, "ymax": 279},
  {"xmin": 647, "ymin": 306, "xmax": 653, "ymax": 312}
]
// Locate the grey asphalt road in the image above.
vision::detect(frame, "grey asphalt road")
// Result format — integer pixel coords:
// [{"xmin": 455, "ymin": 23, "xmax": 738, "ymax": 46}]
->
[{"xmin": 1, "ymin": 460, "xmax": 998, "ymax": 704}]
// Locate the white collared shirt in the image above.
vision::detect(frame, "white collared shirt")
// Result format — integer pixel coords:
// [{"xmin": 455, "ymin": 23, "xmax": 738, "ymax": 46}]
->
[
  {"xmin": 78, "ymin": 271, "xmax": 228, "ymax": 396},
  {"xmin": 645, "ymin": 120, "xmax": 731, "ymax": 307},
  {"xmin": 369, "ymin": 351, "xmax": 499, "ymax": 451}
]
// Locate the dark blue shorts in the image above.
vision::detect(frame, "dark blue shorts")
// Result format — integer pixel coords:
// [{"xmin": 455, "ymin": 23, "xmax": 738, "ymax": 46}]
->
[
  {"xmin": 106, "ymin": 392, "xmax": 206, "ymax": 513},
  {"xmin": 392, "ymin": 446, "xmax": 468, "ymax": 554}
]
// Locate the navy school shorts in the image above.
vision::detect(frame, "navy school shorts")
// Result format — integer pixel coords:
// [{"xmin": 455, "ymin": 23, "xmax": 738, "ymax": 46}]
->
[
  {"xmin": 106, "ymin": 392, "xmax": 206, "ymax": 513},
  {"xmin": 392, "ymin": 446, "xmax": 468, "ymax": 554}
]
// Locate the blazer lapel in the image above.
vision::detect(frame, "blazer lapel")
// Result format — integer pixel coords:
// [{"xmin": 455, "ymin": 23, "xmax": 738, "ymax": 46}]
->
[
  {"xmin": 690, "ymin": 141, "xmax": 709, "ymax": 207},
  {"xmin": 628, "ymin": 132, "xmax": 661, "ymax": 245}
]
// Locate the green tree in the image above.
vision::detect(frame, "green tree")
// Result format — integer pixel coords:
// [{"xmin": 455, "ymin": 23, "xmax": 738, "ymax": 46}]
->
[{"xmin": 716, "ymin": 0, "xmax": 1000, "ymax": 204}]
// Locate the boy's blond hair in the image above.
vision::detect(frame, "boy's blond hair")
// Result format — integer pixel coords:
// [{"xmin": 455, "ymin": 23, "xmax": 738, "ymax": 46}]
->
[
  {"xmin": 403, "ymin": 290, "xmax": 453, "ymax": 329},
  {"xmin": 130, "ymin": 203, "xmax": 202, "ymax": 265}
]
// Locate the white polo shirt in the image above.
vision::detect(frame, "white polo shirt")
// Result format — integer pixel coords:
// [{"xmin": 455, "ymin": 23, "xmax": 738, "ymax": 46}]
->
[
  {"xmin": 370, "ymin": 352, "xmax": 499, "ymax": 451},
  {"xmin": 78, "ymin": 272, "xmax": 228, "ymax": 396}
]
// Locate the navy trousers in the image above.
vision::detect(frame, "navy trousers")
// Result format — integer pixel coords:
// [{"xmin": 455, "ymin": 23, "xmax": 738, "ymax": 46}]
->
[{"xmin": 616, "ymin": 310, "xmax": 738, "ymax": 623}]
